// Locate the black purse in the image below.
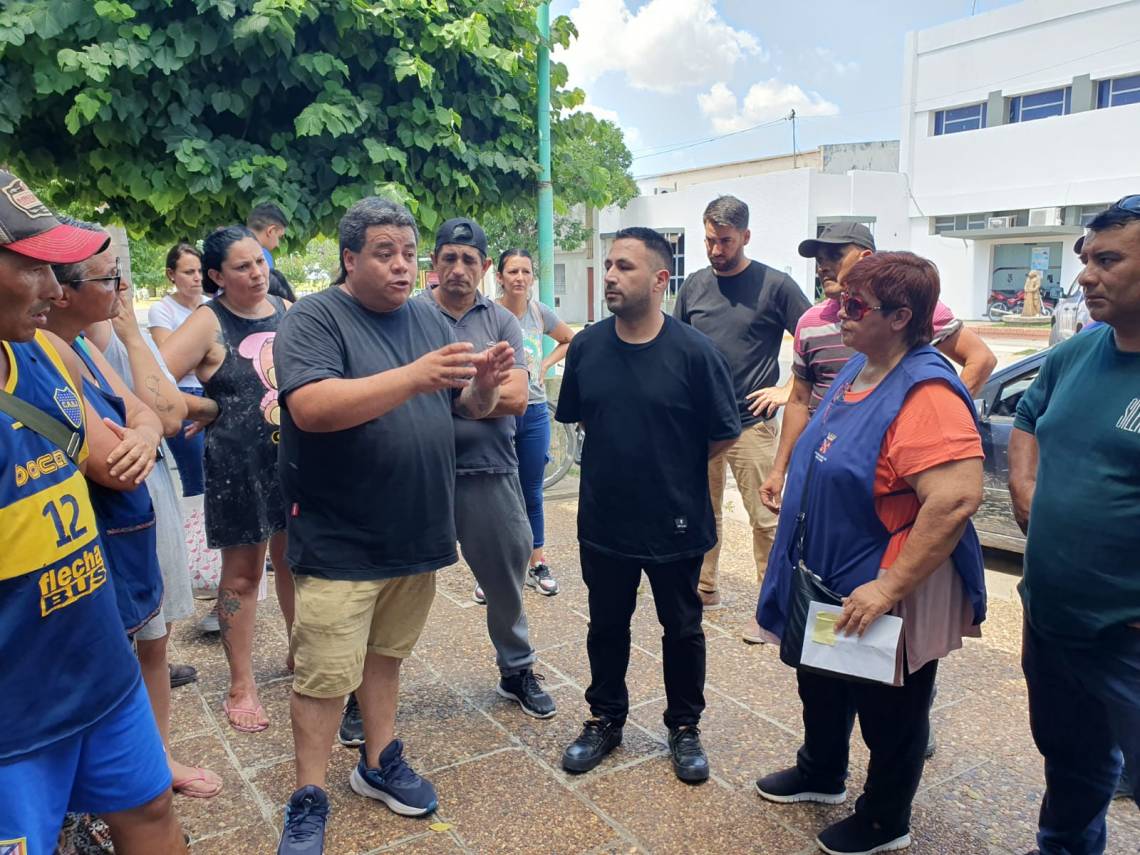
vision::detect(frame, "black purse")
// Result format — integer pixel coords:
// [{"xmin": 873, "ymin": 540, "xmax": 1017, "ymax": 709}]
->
[{"xmin": 778, "ymin": 453, "xmax": 847, "ymax": 673}]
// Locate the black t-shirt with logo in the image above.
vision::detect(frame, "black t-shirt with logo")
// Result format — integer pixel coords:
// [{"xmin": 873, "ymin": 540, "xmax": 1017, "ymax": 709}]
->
[
  {"xmin": 555, "ymin": 315, "xmax": 741, "ymax": 563},
  {"xmin": 674, "ymin": 260, "xmax": 811, "ymax": 427},
  {"xmin": 275, "ymin": 287, "xmax": 459, "ymax": 580}
]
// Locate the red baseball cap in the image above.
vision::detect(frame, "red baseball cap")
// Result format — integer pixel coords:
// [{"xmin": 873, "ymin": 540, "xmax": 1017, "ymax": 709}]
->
[{"xmin": 0, "ymin": 171, "xmax": 109, "ymax": 263}]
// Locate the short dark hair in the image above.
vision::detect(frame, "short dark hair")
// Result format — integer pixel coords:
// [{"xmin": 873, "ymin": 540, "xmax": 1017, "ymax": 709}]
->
[
  {"xmin": 165, "ymin": 241, "xmax": 201, "ymax": 272},
  {"xmin": 336, "ymin": 197, "xmax": 418, "ymax": 285},
  {"xmin": 201, "ymin": 225, "xmax": 257, "ymax": 294},
  {"xmin": 497, "ymin": 248, "xmax": 533, "ymax": 274},
  {"xmin": 50, "ymin": 216, "xmax": 108, "ymax": 286},
  {"xmin": 246, "ymin": 202, "xmax": 288, "ymax": 232},
  {"xmin": 842, "ymin": 251, "xmax": 940, "ymax": 348},
  {"xmin": 703, "ymin": 195, "xmax": 749, "ymax": 231},
  {"xmin": 614, "ymin": 227, "xmax": 674, "ymax": 274}
]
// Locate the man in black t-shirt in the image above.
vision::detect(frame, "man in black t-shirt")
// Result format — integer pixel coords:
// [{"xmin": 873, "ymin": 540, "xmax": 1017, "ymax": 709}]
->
[
  {"xmin": 556, "ymin": 227, "xmax": 740, "ymax": 783},
  {"xmin": 272, "ymin": 198, "xmax": 516, "ymax": 855},
  {"xmin": 673, "ymin": 195, "xmax": 811, "ymax": 643}
]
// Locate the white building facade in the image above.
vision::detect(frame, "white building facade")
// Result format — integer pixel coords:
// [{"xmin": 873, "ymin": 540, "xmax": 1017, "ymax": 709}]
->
[{"xmin": 903, "ymin": 0, "xmax": 1140, "ymax": 318}]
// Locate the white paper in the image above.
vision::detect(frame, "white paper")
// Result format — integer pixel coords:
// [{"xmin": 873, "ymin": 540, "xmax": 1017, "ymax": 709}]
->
[{"xmin": 800, "ymin": 601, "xmax": 903, "ymax": 685}]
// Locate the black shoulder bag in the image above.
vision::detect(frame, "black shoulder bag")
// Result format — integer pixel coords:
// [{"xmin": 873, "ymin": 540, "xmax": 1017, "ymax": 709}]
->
[
  {"xmin": 778, "ymin": 451, "xmax": 846, "ymax": 671},
  {"xmin": 0, "ymin": 389, "xmax": 83, "ymax": 463}
]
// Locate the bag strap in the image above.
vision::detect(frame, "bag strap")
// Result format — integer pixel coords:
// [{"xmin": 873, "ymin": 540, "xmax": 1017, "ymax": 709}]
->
[
  {"xmin": 0, "ymin": 389, "xmax": 83, "ymax": 464},
  {"xmin": 791, "ymin": 449, "xmax": 820, "ymax": 565}
]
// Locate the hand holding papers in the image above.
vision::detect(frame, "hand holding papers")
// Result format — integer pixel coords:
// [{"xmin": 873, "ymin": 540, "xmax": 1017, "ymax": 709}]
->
[{"xmin": 801, "ymin": 602, "xmax": 903, "ymax": 685}]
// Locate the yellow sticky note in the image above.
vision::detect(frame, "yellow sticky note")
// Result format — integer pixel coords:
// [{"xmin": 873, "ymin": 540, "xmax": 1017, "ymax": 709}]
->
[{"xmin": 811, "ymin": 611, "xmax": 839, "ymax": 646}]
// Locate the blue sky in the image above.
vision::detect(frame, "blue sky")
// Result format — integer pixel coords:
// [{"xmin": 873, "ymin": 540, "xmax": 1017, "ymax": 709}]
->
[{"xmin": 550, "ymin": 0, "xmax": 1021, "ymax": 176}]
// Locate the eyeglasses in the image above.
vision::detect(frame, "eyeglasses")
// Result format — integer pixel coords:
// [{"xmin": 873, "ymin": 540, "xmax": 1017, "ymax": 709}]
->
[
  {"xmin": 1113, "ymin": 195, "xmax": 1140, "ymax": 213},
  {"xmin": 64, "ymin": 259, "xmax": 123, "ymax": 291},
  {"xmin": 839, "ymin": 293, "xmax": 900, "ymax": 321}
]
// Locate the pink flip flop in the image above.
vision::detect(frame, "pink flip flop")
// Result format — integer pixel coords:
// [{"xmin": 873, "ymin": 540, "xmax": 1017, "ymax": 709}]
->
[
  {"xmin": 172, "ymin": 768, "xmax": 224, "ymax": 799},
  {"xmin": 222, "ymin": 700, "xmax": 269, "ymax": 733}
]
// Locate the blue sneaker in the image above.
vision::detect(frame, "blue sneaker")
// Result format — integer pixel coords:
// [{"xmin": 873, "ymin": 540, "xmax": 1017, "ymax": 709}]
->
[
  {"xmin": 349, "ymin": 739, "xmax": 438, "ymax": 816},
  {"xmin": 277, "ymin": 785, "xmax": 328, "ymax": 854}
]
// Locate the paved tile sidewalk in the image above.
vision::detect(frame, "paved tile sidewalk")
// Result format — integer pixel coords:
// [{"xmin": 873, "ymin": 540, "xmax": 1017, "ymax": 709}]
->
[{"xmin": 169, "ymin": 498, "xmax": 1140, "ymax": 854}]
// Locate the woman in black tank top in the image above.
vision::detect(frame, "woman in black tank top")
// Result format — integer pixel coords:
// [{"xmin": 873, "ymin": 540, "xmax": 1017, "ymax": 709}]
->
[{"xmin": 161, "ymin": 226, "xmax": 292, "ymax": 734}]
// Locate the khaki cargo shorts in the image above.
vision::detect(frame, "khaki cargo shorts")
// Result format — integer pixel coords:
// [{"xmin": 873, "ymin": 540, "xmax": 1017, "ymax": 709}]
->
[{"xmin": 290, "ymin": 571, "xmax": 436, "ymax": 698}]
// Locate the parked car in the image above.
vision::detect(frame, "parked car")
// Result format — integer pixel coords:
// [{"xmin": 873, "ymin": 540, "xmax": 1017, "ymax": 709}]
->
[
  {"xmin": 973, "ymin": 347, "xmax": 1049, "ymax": 554},
  {"xmin": 1049, "ymin": 277, "xmax": 1090, "ymax": 345}
]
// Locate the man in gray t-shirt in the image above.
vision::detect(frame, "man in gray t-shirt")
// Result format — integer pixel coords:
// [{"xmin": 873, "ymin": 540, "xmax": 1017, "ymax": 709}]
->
[{"xmin": 418, "ymin": 217, "xmax": 556, "ymax": 720}]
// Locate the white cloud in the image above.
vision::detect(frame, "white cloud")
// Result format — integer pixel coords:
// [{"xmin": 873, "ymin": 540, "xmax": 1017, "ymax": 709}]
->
[
  {"xmin": 697, "ymin": 79, "xmax": 839, "ymax": 133},
  {"xmin": 567, "ymin": 102, "xmax": 643, "ymax": 150},
  {"xmin": 556, "ymin": 0, "xmax": 763, "ymax": 94},
  {"xmin": 814, "ymin": 47, "xmax": 860, "ymax": 77}
]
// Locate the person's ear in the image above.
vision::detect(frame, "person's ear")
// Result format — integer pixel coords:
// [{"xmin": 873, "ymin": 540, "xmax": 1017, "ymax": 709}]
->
[
  {"xmin": 343, "ymin": 249, "xmax": 358, "ymax": 278},
  {"xmin": 891, "ymin": 306, "xmax": 913, "ymax": 334},
  {"xmin": 207, "ymin": 267, "xmax": 225, "ymax": 290},
  {"xmin": 859, "ymin": 249, "xmax": 873, "ymax": 261},
  {"xmin": 654, "ymin": 268, "xmax": 671, "ymax": 293},
  {"xmin": 481, "ymin": 257, "xmax": 493, "ymax": 276},
  {"xmin": 742, "ymin": 228, "xmax": 751, "ymax": 247}
]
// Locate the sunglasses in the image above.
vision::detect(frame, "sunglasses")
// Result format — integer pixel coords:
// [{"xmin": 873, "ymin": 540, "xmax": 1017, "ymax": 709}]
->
[
  {"xmin": 839, "ymin": 293, "xmax": 901, "ymax": 321},
  {"xmin": 64, "ymin": 258, "xmax": 124, "ymax": 291},
  {"xmin": 1113, "ymin": 195, "xmax": 1140, "ymax": 213}
]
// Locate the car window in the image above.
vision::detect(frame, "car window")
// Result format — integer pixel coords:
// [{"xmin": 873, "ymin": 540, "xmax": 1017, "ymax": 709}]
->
[
  {"xmin": 990, "ymin": 366, "xmax": 1041, "ymax": 418},
  {"xmin": 1064, "ymin": 277, "xmax": 1082, "ymax": 299}
]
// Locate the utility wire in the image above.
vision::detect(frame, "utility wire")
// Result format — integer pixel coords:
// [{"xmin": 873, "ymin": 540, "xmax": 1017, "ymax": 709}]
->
[{"xmin": 627, "ymin": 34, "xmax": 1140, "ymax": 163}]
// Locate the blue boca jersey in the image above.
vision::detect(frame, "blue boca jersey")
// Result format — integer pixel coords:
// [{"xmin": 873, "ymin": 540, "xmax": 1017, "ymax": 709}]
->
[{"xmin": 0, "ymin": 332, "xmax": 139, "ymax": 761}]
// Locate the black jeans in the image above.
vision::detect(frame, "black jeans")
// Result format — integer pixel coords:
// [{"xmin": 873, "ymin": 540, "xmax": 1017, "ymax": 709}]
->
[
  {"xmin": 796, "ymin": 659, "xmax": 938, "ymax": 835},
  {"xmin": 580, "ymin": 545, "xmax": 706, "ymax": 729}
]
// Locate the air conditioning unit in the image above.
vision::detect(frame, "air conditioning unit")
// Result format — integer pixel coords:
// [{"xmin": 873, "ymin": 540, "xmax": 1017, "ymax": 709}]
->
[
  {"xmin": 988, "ymin": 216, "xmax": 1017, "ymax": 229},
  {"xmin": 1029, "ymin": 207, "xmax": 1063, "ymax": 227}
]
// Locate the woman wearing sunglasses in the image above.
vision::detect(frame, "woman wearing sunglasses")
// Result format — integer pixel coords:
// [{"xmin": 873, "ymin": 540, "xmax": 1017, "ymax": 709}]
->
[{"xmin": 752, "ymin": 252, "xmax": 987, "ymax": 855}]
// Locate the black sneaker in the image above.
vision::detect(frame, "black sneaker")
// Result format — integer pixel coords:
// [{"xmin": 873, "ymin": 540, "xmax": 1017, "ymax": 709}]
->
[
  {"xmin": 755, "ymin": 766, "xmax": 847, "ymax": 805},
  {"xmin": 169, "ymin": 663, "xmax": 198, "ymax": 688},
  {"xmin": 668, "ymin": 725, "xmax": 710, "ymax": 784},
  {"xmin": 924, "ymin": 730, "xmax": 937, "ymax": 759},
  {"xmin": 277, "ymin": 785, "xmax": 329, "ymax": 855},
  {"xmin": 562, "ymin": 718, "xmax": 622, "ymax": 774},
  {"xmin": 497, "ymin": 669, "xmax": 556, "ymax": 719},
  {"xmin": 338, "ymin": 693, "xmax": 364, "ymax": 748},
  {"xmin": 816, "ymin": 813, "xmax": 911, "ymax": 855}
]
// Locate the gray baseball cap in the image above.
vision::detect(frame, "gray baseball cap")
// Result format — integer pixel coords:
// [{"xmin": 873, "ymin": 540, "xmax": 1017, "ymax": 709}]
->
[{"xmin": 798, "ymin": 222, "xmax": 876, "ymax": 258}]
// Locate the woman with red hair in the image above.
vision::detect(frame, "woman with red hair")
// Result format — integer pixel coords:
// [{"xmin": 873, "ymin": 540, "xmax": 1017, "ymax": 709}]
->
[{"xmin": 753, "ymin": 252, "xmax": 987, "ymax": 855}]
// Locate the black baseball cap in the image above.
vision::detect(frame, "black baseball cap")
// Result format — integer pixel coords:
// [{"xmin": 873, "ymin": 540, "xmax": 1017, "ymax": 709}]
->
[
  {"xmin": 434, "ymin": 217, "xmax": 488, "ymax": 256},
  {"xmin": 0, "ymin": 170, "xmax": 109, "ymax": 263},
  {"xmin": 797, "ymin": 222, "xmax": 876, "ymax": 258}
]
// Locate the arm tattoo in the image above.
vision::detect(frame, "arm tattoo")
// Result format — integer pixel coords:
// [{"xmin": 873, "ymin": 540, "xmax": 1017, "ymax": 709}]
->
[{"xmin": 144, "ymin": 375, "xmax": 175, "ymax": 414}]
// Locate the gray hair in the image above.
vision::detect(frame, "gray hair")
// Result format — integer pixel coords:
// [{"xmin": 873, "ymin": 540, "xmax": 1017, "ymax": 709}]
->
[
  {"xmin": 51, "ymin": 215, "xmax": 109, "ymax": 285},
  {"xmin": 702, "ymin": 195, "xmax": 749, "ymax": 231},
  {"xmin": 336, "ymin": 196, "xmax": 419, "ymax": 284}
]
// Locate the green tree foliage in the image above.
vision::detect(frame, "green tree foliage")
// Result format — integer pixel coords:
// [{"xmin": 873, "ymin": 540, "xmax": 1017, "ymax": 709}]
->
[
  {"xmin": 0, "ymin": 0, "xmax": 587, "ymax": 244},
  {"xmin": 483, "ymin": 110, "xmax": 639, "ymax": 257}
]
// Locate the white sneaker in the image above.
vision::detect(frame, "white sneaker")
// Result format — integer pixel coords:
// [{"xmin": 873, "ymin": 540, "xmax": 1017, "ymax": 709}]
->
[{"xmin": 473, "ymin": 585, "xmax": 486, "ymax": 605}]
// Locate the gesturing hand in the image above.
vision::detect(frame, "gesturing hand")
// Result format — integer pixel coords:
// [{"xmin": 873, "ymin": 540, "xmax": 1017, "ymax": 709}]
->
[
  {"xmin": 472, "ymin": 341, "xmax": 515, "ymax": 392},
  {"xmin": 408, "ymin": 342, "xmax": 477, "ymax": 394},
  {"xmin": 104, "ymin": 418, "xmax": 157, "ymax": 485},
  {"xmin": 835, "ymin": 579, "xmax": 898, "ymax": 637}
]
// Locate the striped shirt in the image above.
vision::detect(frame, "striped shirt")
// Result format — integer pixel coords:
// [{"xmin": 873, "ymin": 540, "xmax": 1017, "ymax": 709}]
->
[{"xmin": 793, "ymin": 299, "xmax": 962, "ymax": 412}]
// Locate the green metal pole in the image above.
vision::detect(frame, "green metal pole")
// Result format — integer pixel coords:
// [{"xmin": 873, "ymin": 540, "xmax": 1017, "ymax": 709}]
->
[{"xmin": 536, "ymin": 1, "xmax": 555, "ymax": 361}]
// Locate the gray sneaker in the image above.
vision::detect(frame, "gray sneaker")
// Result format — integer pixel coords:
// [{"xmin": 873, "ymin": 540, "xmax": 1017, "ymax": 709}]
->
[{"xmin": 197, "ymin": 608, "xmax": 220, "ymax": 634}]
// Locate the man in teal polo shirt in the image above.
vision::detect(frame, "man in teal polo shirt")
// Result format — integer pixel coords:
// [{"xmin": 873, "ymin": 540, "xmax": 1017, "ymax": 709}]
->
[{"xmin": 1010, "ymin": 195, "xmax": 1140, "ymax": 855}]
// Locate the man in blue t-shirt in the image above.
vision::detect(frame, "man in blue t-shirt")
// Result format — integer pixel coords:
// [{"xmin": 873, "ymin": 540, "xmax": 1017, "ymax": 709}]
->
[
  {"xmin": 273, "ymin": 198, "xmax": 516, "ymax": 855},
  {"xmin": 1010, "ymin": 196, "xmax": 1140, "ymax": 854},
  {"xmin": 556, "ymin": 228, "xmax": 741, "ymax": 783},
  {"xmin": 0, "ymin": 170, "xmax": 185, "ymax": 853}
]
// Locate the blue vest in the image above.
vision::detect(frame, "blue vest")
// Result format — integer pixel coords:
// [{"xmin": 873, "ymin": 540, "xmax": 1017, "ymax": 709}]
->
[
  {"xmin": 72, "ymin": 338, "xmax": 163, "ymax": 635},
  {"xmin": 0, "ymin": 333, "xmax": 140, "ymax": 760},
  {"xmin": 757, "ymin": 345, "xmax": 986, "ymax": 639}
]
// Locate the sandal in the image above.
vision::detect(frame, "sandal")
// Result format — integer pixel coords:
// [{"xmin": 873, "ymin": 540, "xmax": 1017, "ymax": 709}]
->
[
  {"xmin": 172, "ymin": 767, "xmax": 223, "ymax": 799},
  {"xmin": 222, "ymin": 699, "xmax": 269, "ymax": 733}
]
